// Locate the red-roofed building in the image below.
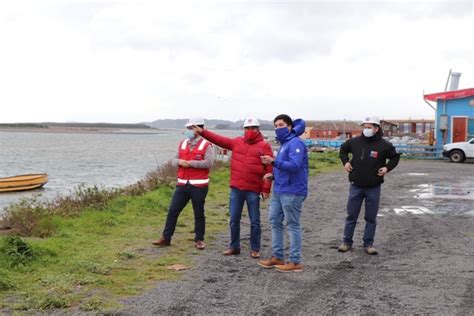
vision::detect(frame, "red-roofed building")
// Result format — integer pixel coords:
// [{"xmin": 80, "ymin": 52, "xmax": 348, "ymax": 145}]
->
[
  {"xmin": 424, "ymin": 87, "xmax": 474, "ymax": 149},
  {"xmin": 305, "ymin": 121, "xmax": 362, "ymax": 140}
]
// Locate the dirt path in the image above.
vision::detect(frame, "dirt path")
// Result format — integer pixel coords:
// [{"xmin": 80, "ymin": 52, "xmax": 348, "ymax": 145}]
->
[{"xmin": 118, "ymin": 160, "xmax": 474, "ymax": 315}]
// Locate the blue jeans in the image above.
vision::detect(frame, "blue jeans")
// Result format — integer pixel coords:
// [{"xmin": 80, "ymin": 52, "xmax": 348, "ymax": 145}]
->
[
  {"xmin": 229, "ymin": 188, "xmax": 261, "ymax": 251},
  {"xmin": 269, "ymin": 193, "xmax": 305, "ymax": 264},
  {"xmin": 343, "ymin": 184, "xmax": 381, "ymax": 247}
]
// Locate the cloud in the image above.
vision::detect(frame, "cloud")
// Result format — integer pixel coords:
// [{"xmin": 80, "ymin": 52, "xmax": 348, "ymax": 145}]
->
[{"xmin": 0, "ymin": 0, "xmax": 472, "ymax": 123}]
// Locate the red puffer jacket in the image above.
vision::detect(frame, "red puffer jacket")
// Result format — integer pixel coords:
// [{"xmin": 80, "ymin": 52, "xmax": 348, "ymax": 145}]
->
[{"xmin": 201, "ymin": 129, "xmax": 273, "ymax": 193}]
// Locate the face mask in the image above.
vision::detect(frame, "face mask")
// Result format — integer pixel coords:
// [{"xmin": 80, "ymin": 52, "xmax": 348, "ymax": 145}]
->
[
  {"xmin": 275, "ymin": 127, "xmax": 290, "ymax": 143},
  {"xmin": 363, "ymin": 128, "xmax": 375, "ymax": 138},
  {"xmin": 244, "ymin": 129, "xmax": 259, "ymax": 141},
  {"xmin": 185, "ymin": 130, "xmax": 195, "ymax": 140}
]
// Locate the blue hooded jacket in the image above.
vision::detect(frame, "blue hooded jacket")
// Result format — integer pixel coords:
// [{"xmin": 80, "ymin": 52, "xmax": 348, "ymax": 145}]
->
[{"xmin": 273, "ymin": 119, "xmax": 309, "ymax": 197}]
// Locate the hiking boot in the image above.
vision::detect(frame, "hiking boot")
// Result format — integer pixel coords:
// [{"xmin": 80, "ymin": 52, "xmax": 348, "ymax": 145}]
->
[
  {"xmin": 365, "ymin": 245, "xmax": 378, "ymax": 255},
  {"xmin": 258, "ymin": 257, "xmax": 285, "ymax": 268},
  {"xmin": 338, "ymin": 243, "xmax": 351, "ymax": 252},
  {"xmin": 223, "ymin": 248, "xmax": 241, "ymax": 256},
  {"xmin": 275, "ymin": 262, "xmax": 304, "ymax": 273},
  {"xmin": 151, "ymin": 236, "xmax": 170, "ymax": 247},
  {"xmin": 250, "ymin": 251, "xmax": 261, "ymax": 259},
  {"xmin": 195, "ymin": 240, "xmax": 206, "ymax": 250}
]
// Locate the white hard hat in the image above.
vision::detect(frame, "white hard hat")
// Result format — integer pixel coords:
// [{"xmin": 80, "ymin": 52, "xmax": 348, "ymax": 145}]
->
[
  {"xmin": 361, "ymin": 116, "xmax": 381, "ymax": 126},
  {"xmin": 243, "ymin": 117, "xmax": 260, "ymax": 128},
  {"xmin": 185, "ymin": 117, "xmax": 205, "ymax": 127}
]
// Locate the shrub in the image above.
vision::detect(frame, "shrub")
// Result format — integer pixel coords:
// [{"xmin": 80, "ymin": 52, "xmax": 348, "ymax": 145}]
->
[
  {"xmin": 3, "ymin": 185, "xmax": 121, "ymax": 237},
  {"xmin": 0, "ymin": 236, "xmax": 34, "ymax": 268},
  {"xmin": 51, "ymin": 184, "xmax": 122, "ymax": 217},
  {"xmin": 3, "ymin": 160, "xmax": 230, "ymax": 237},
  {"xmin": 125, "ymin": 161, "xmax": 177, "ymax": 196},
  {"xmin": 3, "ymin": 198, "xmax": 51, "ymax": 237}
]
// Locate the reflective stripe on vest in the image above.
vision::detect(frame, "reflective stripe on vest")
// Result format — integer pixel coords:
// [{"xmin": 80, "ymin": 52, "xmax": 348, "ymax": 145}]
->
[
  {"xmin": 181, "ymin": 138, "xmax": 189, "ymax": 150},
  {"xmin": 198, "ymin": 139, "xmax": 208, "ymax": 150},
  {"xmin": 177, "ymin": 178, "xmax": 209, "ymax": 185}
]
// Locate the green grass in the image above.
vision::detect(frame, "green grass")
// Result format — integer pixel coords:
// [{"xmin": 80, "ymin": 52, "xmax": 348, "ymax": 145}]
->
[
  {"xmin": 0, "ymin": 168, "xmax": 231, "ymax": 312},
  {"xmin": 308, "ymin": 150, "xmax": 341, "ymax": 175},
  {"xmin": 0, "ymin": 152, "xmax": 340, "ymax": 312}
]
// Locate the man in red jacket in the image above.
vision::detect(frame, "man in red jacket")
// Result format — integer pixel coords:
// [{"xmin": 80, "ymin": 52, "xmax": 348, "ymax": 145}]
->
[
  {"xmin": 152, "ymin": 117, "xmax": 214, "ymax": 250},
  {"xmin": 193, "ymin": 118, "xmax": 273, "ymax": 258}
]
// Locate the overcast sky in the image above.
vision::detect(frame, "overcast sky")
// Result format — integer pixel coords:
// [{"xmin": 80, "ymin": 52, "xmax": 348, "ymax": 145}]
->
[{"xmin": 0, "ymin": 0, "xmax": 472, "ymax": 123}]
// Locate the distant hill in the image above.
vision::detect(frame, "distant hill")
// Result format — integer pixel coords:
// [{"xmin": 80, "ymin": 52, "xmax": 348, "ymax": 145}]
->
[
  {"xmin": 147, "ymin": 119, "xmax": 274, "ymax": 130},
  {"xmin": 0, "ymin": 122, "xmax": 151, "ymax": 129}
]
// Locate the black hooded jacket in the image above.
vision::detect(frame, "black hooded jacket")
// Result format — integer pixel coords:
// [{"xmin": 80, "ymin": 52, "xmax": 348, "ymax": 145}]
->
[{"xmin": 339, "ymin": 131, "xmax": 400, "ymax": 187}]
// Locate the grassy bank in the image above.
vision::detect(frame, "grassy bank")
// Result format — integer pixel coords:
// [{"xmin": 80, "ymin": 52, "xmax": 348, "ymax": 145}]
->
[
  {"xmin": 0, "ymin": 166, "xmax": 230, "ymax": 312},
  {"xmin": 0, "ymin": 152, "xmax": 340, "ymax": 312}
]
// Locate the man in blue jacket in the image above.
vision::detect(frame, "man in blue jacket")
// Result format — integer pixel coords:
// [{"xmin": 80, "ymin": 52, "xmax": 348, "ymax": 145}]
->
[{"xmin": 258, "ymin": 114, "xmax": 309, "ymax": 272}]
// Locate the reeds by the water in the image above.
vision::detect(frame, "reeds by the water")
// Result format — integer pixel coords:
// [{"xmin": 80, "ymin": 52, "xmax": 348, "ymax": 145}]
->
[{"xmin": 1, "ymin": 161, "xmax": 189, "ymax": 237}]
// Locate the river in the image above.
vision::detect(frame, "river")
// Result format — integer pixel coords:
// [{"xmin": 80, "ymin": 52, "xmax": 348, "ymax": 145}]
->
[{"xmin": 0, "ymin": 129, "xmax": 241, "ymax": 214}]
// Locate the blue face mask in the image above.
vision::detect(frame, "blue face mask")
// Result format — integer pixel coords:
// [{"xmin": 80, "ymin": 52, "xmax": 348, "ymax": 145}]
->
[
  {"xmin": 275, "ymin": 127, "xmax": 290, "ymax": 143},
  {"xmin": 185, "ymin": 130, "xmax": 195, "ymax": 140}
]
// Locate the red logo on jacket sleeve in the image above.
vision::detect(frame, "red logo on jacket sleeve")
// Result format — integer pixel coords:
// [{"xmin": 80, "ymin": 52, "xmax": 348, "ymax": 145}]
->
[{"xmin": 370, "ymin": 151, "xmax": 379, "ymax": 158}]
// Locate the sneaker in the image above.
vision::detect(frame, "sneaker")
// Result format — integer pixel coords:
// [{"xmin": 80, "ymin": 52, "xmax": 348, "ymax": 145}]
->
[
  {"xmin": 223, "ymin": 248, "xmax": 241, "ymax": 256},
  {"xmin": 338, "ymin": 243, "xmax": 351, "ymax": 252},
  {"xmin": 195, "ymin": 240, "xmax": 206, "ymax": 250},
  {"xmin": 365, "ymin": 245, "xmax": 378, "ymax": 255},
  {"xmin": 250, "ymin": 251, "xmax": 261, "ymax": 259},
  {"xmin": 151, "ymin": 236, "xmax": 171, "ymax": 247},
  {"xmin": 275, "ymin": 262, "xmax": 304, "ymax": 273},
  {"xmin": 258, "ymin": 256, "xmax": 285, "ymax": 268}
]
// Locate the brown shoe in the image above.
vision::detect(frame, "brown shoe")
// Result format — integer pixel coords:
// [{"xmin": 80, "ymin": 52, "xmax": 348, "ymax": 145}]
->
[
  {"xmin": 151, "ymin": 236, "xmax": 170, "ymax": 247},
  {"xmin": 195, "ymin": 240, "xmax": 206, "ymax": 250},
  {"xmin": 275, "ymin": 262, "xmax": 303, "ymax": 273},
  {"xmin": 258, "ymin": 256, "xmax": 285, "ymax": 268},
  {"xmin": 250, "ymin": 251, "xmax": 261, "ymax": 259},
  {"xmin": 223, "ymin": 248, "xmax": 241, "ymax": 256}
]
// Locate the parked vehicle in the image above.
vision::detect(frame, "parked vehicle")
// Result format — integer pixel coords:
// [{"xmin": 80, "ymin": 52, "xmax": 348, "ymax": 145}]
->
[{"xmin": 442, "ymin": 139, "xmax": 474, "ymax": 162}]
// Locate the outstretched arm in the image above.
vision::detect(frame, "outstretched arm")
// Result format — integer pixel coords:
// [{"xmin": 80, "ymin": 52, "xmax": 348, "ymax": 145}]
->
[{"xmin": 193, "ymin": 127, "xmax": 235, "ymax": 150}]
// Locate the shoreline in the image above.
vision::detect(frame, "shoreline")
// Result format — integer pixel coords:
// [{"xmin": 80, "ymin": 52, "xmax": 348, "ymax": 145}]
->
[{"xmin": 0, "ymin": 127, "xmax": 165, "ymax": 135}]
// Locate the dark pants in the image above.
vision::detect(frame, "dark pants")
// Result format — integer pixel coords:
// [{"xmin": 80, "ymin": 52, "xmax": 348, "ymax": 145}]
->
[
  {"xmin": 343, "ymin": 184, "xmax": 381, "ymax": 247},
  {"xmin": 162, "ymin": 183, "xmax": 208, "ymax": 242}
]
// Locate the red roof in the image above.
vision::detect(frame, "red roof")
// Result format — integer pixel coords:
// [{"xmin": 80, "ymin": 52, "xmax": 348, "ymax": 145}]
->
[{"xmin": 424, "ymin": 88, "xmax": 474, "ymax": 101}]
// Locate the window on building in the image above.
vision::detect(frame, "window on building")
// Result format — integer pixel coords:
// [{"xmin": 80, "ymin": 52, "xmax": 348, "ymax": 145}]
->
[{"xmin": 416, "ymin": 123, "xmax": 423, "ymax": 133}]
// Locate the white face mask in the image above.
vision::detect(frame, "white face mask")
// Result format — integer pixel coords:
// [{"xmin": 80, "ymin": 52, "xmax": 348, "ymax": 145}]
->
[{"xmin": 363, "ymin": 128, "xmax": 375, "ymax": 138}]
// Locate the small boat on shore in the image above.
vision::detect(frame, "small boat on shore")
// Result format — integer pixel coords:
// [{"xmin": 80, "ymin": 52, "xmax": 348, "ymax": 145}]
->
[{"xmin": 0, "ymin": 174, "xmax": 48, "ymax": 193}]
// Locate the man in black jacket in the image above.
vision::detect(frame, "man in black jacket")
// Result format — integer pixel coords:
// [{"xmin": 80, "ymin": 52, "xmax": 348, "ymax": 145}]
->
[{"xmin": 338, "ymin": 116, "xmax": 400, "ymax": 255}]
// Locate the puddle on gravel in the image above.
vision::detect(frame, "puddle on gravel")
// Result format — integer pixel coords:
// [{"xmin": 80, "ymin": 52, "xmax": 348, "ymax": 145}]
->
[
  {"xmin": 393, "ymin": 206, "xmax": 435, "ymax": 215},
  {"xmin": 380, "ymin": 206, "xmax": 474, "ymax": 216},
  {"xmin": 410, "ymin": 183, "xmax": 474, "ymax": 200}
]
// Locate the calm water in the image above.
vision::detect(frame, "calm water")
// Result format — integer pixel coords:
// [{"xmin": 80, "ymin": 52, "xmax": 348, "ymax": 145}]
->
[{"xmin": 0, "ymin": 130, "xmax": 240, "ymax": 214}]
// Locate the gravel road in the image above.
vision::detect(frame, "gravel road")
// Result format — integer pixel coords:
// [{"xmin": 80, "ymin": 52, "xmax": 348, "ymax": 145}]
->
[{"xmin": 118, "ymin": 159, "xmax": 474, "ymax": 315}]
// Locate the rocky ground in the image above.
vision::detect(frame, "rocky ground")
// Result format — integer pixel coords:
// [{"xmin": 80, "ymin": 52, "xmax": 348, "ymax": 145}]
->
[{"xmin": 118, "ymin": 159, "xmax": 474, "ymax": 315}]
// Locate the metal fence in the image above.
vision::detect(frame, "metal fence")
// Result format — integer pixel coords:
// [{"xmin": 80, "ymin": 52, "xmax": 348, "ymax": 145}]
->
[{"xmin": 304, "ymin": 139, "xmax": 443, "ymax": 159}]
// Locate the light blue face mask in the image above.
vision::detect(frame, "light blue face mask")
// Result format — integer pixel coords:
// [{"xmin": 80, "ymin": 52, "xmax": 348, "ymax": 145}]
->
[
  {"xmin": 185, "ymin": 130, "xmax": 195, "ymax": 140},
  {"xmin": 363, "ymin": 128, "xmax": 375, "ymax": 138}
]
